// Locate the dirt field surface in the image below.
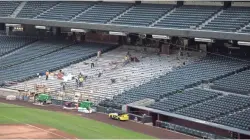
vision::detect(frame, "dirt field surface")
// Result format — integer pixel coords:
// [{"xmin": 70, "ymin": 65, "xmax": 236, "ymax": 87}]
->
[
  {"xmin": 0, "ymin": 98, "xmax": 196, "ymax": 139},
  {"xmin": 0, "ymin": 124, "xmax": 77, "ymax": 139}
]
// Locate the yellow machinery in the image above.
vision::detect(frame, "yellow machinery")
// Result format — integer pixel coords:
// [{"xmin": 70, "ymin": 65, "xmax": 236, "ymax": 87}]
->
[{"xmin": 108, "ymin": 113, "xmax": 129, "ymax": 121}]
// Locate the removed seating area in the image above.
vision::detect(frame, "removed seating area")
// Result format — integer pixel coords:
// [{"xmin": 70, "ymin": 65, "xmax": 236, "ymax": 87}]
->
[
  {"xmin": 0, "ymin": 36, "xmax": 36, "ymax": 56},
  {"xmin": 202, "ymin": 7, "xmax": 250, "ymax": 32},
  {"xmin": 37, "ymin": 2, "xmax": 94, "ymax": 21},
  {"xmin": 241, "ymin": 26, "xmax": 250, "ymax": 33},
  {"xmin": 112, "ymin": 4, "xmax": 173, "ymax": 26},
  {"xmin": 0, "ymin": 39, "xmax": 72, "ymax": 69},
  {"xmin": 101, "ymin": 55, "xmax": 250, "ymax": 109},
  {"xmin": 213, "ymin": 108, "xmax": 250, "ymax": 131},
  {"xmin": 0, "ymin": 1, "xmax": 21, "ymax": 17},
  {"xmin": 175, "ymin": 94, "xmax": 250, "ymax": 121},
  {"xmin": 74, "ymin": 2, "xmax": 132, "ymax": 24},
  {"xmin": 211, "ymin": 69, "xmax": 250, "ymax": 95},
  {"xmin": 154, "ymin": 5, "xmax": 220, "ymax": 29},
  {"xmin": 148, "ymin": 88, "xmax": 222, "ymax": 112},
  {"xmin": 0, "ymin": 42, "xmax": 114, "ymax": 86},
  {"xmin": 17, "ymin": 1, "xmax": 58, "ymax": 18}
]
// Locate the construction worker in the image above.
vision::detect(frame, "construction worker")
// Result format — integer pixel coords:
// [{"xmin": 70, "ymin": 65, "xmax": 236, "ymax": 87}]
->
[
  {"xmin": 45, "ymin": 70, "xmax": 49, "ymax": 80},
  {"xmin": 79, "ymin": 76, "xmax": 84, "ymax": 87}
]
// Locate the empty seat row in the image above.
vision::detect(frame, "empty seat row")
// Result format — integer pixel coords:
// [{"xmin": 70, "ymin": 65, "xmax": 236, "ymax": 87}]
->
[
  {"xmin": 36, "ymin": 2, "xmax": 94, "ymax": 21},
  {"xmin": 17, "ymin": 1, "xmax": 58, "ymax": 18},
  {"xmin": 112, "ymin": 4, "xmax": 173, "ymax": 26},
  {"xmin": 74, "ymin": 2, "xmax": 132, "ymax": 24},
  {"xmin": 0, "ymin": 39, "xmax": 72, "ymax": 69},
  {"xmin": 202, "ymin": 7, "xmax": 250, "ymax": 32},
  {"xmin": 154, "ymin": 5, "xmax": 220, "ymax": 29},
  {"xmin": 100, "ymin": 55, "xmax": 250, "ymax": 109},
  {"xmin": 0, "ymin": 1, "xmax": 21, "ymax": 17},
  {"xmin": 0, "ymin": 36, "xmax": 36, "ymax": 56},
  {"xmin": 0, "ymin": 42, "xmax": 114, "ymax": 86},
  {"xmin": 211, "ymin": 69, "xmax": 250, "ymax": 95},
  {"xmin": 213, "ymin": 108, "xmax": 250, "ymax": 131},
  {"xmin": 148, "ymin": 88, "xmax": 222, "ymax": 112},
  {"xmin": 176, "ymin": 94, "xmax": 250, "ymax": 121}
]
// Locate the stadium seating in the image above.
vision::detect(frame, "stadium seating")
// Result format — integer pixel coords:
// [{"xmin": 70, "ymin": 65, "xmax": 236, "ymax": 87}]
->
[
  {"xmin": 154, "ymin": 5, "xmax": 221, "ymax": 29},
  {"xmin": 0, "ymin": 39, "xmax": 72, "ymax": 69},
  {"xmin": 0, "ymin": 36, "xmax": 36, "ymax": 56},
  {"xmin": 36, "ymin": 2, "xmax": 94, "ymax": 21},
  {"xmin": 111, "ymin": 4, "xmax": 173, "ymax": 26},
  {"xmin": 148, "ymin": 88, "xmax": 222, "ymax": 112},
  {"xmin": 211, "ymin": 69, "xmax": 250, "ymax": 95},
  {"xmin": 0, "ymin": 42, "xmax": 114, "ymax": 86},
  {"xmin": 241, "ymin": 26, "xmax": 250, "ymax": 33},
  {"xmin": 0, "ymin": 1, "xmax": 21, "ymax": 17},
  {"xmin": 213, "ymin": 108, "xmax": 250, "ymax": 131},
  {"xmin": 175, "ymin": 94, "xmax": 250, "ymax": 121},
  {"xmin": 73, "ymin": 2, "xmax": 132, "ymax": 24},
  {"xmin": 100, "ymin": 55, "xmax": 250, "ymax": 109},
  {"xmin": 202, "ymin": 7, "xmax": 250, "ymax": 32},
  {"xmin": 17, "ymin": 1, "xmax": 58, "ymax": 18},
  {"xmin": 9, "ymin": 48, "xmax": 200, "ymax": 103}
]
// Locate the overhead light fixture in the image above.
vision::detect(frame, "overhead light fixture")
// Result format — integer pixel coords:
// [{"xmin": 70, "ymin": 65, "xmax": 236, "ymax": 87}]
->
[
  {"xmin": 238, "ymin": 41, "xmax": 250, "ymax": 46},
  {"xmin": 5, "ymin": 24, "xmax": 21, "ymax": 27},
  {"xmin": 109, "ymin": 31, "xmax": 126, "ymax": 36},
  {"xmin": 195, "ymin": 38, "xmax": 214, "ymax": 43},
  {"xmin": 35, "ymin": 26, "xmax": 46, "ymax": 30},
  {"xmin": 152, "ymin": 35, "xmax": 169, "ymax": 39},
  {"xmin": 71, "ymin": 28, "xmax": 86, "ymax": 33}
]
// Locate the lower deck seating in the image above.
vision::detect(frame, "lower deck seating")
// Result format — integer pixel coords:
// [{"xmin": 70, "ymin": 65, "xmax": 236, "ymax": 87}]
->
[
  {"xmin": 148, "ymin": 88, "xmax": 222, "ymax": 112},
  {"xmin": 241, "ymin": 26, "xmax": 250, "ymax": 33},
  {"xmin": 211, "ymin": 69, "xmax": 250, "ymax": 95},
  {"xmin": 0, "ymin": 39, "xmax": 72, "ymax": 69},
  {"xmin": 0, "ymin": 36, "xmax": 36, "ymax": 56},
  {"xmin": 213, "ymin": 108, "xmax": 250, "ymax": 131},
  {"xmin": 0, "ymin": 42, "xmax": 114, "ymax": 86},
  {"xmin": 100, "ymin": 55, "xmax": 250, "ymax": 109},
  {"xmin": 175, "ymin": 94, "xmax": 250, "ymax": 121}
]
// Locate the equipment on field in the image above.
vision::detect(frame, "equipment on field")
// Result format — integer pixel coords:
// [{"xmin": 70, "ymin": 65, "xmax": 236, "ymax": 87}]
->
[
  {"xmin": 78, "ymin": 100, "xmax": 96, "ymax": 113},
  {"xmin": 108, "ymin": 113, "xmax": 129, "ymax": 121},
  {"xmin": 36, "ymin": 93, "xmax": 52, "ymax": 104}
]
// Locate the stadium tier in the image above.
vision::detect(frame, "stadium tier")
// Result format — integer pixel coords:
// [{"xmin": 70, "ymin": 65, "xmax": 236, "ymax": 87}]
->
[
  {"xmin": 0, "ymin": 1, "xmax": 21, "ymax": 17},
  {"xmin": 16, "ymin": 1, "xmax": 58, "ymax": 18},
  {"xmin": 0, "ymin": 42, "xmax": 114, "ymax": 86},
  {"xmin": 0, "ymin": 36, "xmax": 36, "ymax": 56},
  {"xmin": 100, "ymin": 56, "xmax": 250, "ymax": 109},
  {"xmin": 0, "ymin": 39, "xmax": 72, "ymax": 69},
  {"xmin": 0, "ymin": 1, "xmax": 249, "ymax": 34},
  {"xmin": 175, "ymin": 94, "xmax": 250, "ymax": 122},
  {"xmin": 111, "ymin": 4, "xmax": 174, "ymax": 26},
  {"xmin": 147, "ymin": 88, "xmax": 223, "ymax": 112},
  {"xmin": 211, "ymin": 69, "xmax": 250, "ymax": 95},
  {"xmin": 213, "ymin": 108, "xmax": 250, "ymax": 131},
  {"xmin": 202, "ymin": 7, "xmax": 250, "ymax": 32},
  {"xmin": 153, "ymin": 5, "xmax": 221, "ymax": 29}
]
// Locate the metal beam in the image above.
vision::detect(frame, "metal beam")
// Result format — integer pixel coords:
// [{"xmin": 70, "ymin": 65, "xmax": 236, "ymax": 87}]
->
[{"xmin": 1, "ymin": 17, "xmax": 250, "ymax": 41}]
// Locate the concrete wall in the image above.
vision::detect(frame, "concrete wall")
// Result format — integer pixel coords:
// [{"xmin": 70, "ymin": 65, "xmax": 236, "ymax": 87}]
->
[
  {"xmin": 232, "ymin": 2, "xmax": 250, "ymax": 7},
  {"xmin": 184, "ymin": 1, "xmax": 223, "ymax": 6}
]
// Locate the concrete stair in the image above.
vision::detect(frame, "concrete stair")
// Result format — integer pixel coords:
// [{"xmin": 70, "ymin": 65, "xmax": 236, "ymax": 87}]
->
[
  {"xmin": 149, "ymin": 7, "xmax": 176, "ymax": 27},
  {"xmin": 10, "ymin": 1, "xmax": 27, "ymax": 18}
]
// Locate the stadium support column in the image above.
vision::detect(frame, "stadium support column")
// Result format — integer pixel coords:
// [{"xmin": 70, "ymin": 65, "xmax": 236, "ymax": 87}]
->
[
  {"xmin": 0, "ymin": 23, "xmax": 5, "ymax": 30},
  {"xmin": 5, "ymin": 26, "xmax": 9, "ymax": 36},
  {"xmin": 224, "ymin": 1, "xmax": 231, "ymax": 9},
  {"xmin": 56, "ymin": 27, "xmax": 61, "ymax": 36}
]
